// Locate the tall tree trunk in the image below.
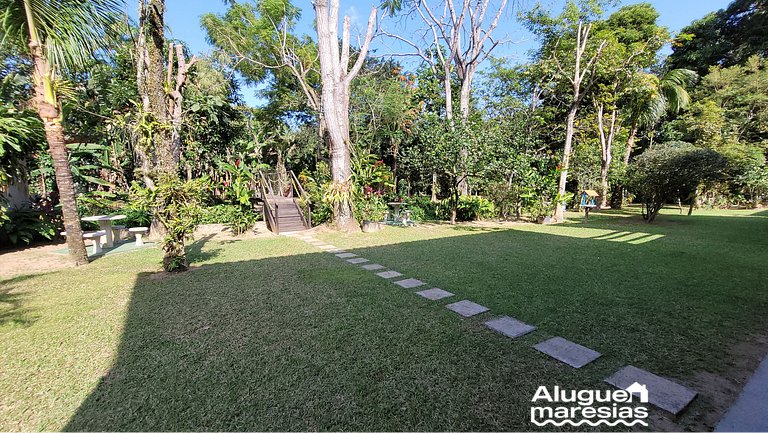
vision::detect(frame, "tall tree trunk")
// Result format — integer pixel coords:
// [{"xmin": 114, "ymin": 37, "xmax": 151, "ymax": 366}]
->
[
  {"xmin": 431, "ymin": 170, "xmax": 438, "ymax": 202},
  {"xmin": 459, "ymin": 72, "xmax": 472, "ymax": 120},
  {"xmin": 457, "ymin": 73, "xmax": 473, "ymax": 196},
  {"xmin": 167, "ymin": 43, "xmax": 197, "ymax": 169},
  {"xmin": 317, "ymin": 114, "xmax": 329, "ymax": 165},
  {"xmin": 23, "ymin": 0, "xmax": 88, "ymax": 265},
  {"xmin": 624, "ymin": 120, "xmax": 638, "ymax": 166},
  {"xmin": 138, "ymin": 0, "xmax": 174, "ymax": 244},
  {"xmin": 392, "ymin": 138, "xmax": 399, "ymax": 192},
  {"xmin": 595, "ymin": 103, "xmax": 618, "ymax": 209},
  {"xmin": 688, "ymin": 188, "xmax": 698, "ymax": 216},
  {"xmin": 144, "ymin": 0, "xmax": 174, "ymax": 177},
  {"xmin": 554, "ymin": 103, "xmax": 578, "ymax": 222},
  {"xmin": 443, "ymin": 62, "xmax": 453, "ymax": 122},
  {"xmin": 314, "ymin": 0, "xmax": 376, "ymax": 232},
  {"xmin": 553, "ymin": 23, "xmax": 605, "ymax": 222}
]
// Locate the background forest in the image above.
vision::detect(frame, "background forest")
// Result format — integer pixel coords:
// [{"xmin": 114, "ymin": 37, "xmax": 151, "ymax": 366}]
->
[{"xmin": 1, "ymin": 0, "xmax": 766, "ymax": 261}]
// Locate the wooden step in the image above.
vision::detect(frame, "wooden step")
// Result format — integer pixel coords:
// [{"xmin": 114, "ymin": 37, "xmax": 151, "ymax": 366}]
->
[{"xmin": 262, "ymin": 190, "xmax": 310, "ymax": 233}]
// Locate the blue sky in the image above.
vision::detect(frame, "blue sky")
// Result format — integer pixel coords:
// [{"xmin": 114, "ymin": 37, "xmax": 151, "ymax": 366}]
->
[{"xmin": 128, "ymin": 0, "xmax": 731, "ymax": 107}]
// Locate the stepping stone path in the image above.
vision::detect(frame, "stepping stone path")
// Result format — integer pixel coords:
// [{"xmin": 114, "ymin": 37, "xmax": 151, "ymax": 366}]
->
[
  {"xmin": 346, "ymin": 258, "xmax": 369, "ymax": 264},
  {"xmin": 416, "ymin": 288, "xmax": 454, "ymax": 300},
  {"xmin": 376, "ymin": 270, "xmax": 403, "ymax": 279},
  {"xmin": 534, "ymin": 337, "xmax": 601, "ymax": 368},
  {"xmin": 394, "ymin": 278, "xmax": 425, "ymax": 289},
  {"xmin": 484, "ymin": 316, "xmax": 536, "ymax": 338},
  {"xmin": 292, "ymin": 233, "xmax": 702, "ymax": 413},
  {"xmin": 604, "ymin": 365, "xmax": 697, "ymax": 414},
  {"xmin": 446, "ymin": 300, "xmax": 489, "ymax": 317}
]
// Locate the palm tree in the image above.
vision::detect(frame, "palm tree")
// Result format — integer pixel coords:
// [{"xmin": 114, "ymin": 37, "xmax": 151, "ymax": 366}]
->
[
  {"xmin": 623, "ymin": 68, "xmax": 698, "ymax": 164},
  {"xmin": 1, "ymin": 0, "xmax": 123, "ymax": 264}
]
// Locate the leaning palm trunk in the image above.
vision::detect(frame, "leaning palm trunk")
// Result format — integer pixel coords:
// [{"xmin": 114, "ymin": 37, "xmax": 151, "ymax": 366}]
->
[
  {"xmin": 24, "ymin": 1, "xmax": 88, "ymax": 265},
  {"xmin": 41, "ymin": 114, "xmax": 89, "ymax": 265}
]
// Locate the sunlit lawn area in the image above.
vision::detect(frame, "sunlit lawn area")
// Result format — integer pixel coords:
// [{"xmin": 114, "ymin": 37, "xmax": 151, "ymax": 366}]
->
[{"xmin": 1, "ymin": 207, "xmax": 766, "ymax": 431}]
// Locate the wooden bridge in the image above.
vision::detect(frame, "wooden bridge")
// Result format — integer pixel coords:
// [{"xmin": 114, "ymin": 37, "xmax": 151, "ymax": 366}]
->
[{"xmin": 257, "ymin": 171, "xmax": 312, "ymax": 234}]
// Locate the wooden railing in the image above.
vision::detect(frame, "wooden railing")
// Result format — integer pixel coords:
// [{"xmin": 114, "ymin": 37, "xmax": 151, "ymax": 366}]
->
[
  {"xmin": 258, "ymin": 171, "xmax": 280, "ymax": 234},
  {"xmin": 257, "ymin": 170, "xmax": 311, "ymax": 233},
  {"xmin": 290, "ymin": 170, "xmax": 312, "ymax": 229}
]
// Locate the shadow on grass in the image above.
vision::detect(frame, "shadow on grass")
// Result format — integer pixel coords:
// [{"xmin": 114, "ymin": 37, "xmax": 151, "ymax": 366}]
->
[
  {"xmin": 0, "ymin": 290, "xmax": 27, "ymax": 326},
  {"xmin": 451, "ymin": 225, "xmax": 507, "ymax": 232},
  {"xmin": 186, "ymin": 234, "xmax": 234, "ymax": 265},
  {"xmin": 0, "ymin": 275, "xmax": 37, "ymax": 327},
  {"xmin": 63, "ymin": 249, "xmax": 561, "ymax": 431},
  {"xmin": 62, "ymin": 212, "xmax": 768, "ymax": 430}
]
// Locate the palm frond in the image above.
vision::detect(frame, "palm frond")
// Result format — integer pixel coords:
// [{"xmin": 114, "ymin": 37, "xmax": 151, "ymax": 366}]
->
[
  {"xmin": 1, "ymin": 0, "xmax": 125, "ymax": 72},
  {"xmin": 636, "ymin": 94, "xmax": 667, "ymax": 128},
  {"xmin": 660, "ymin": 69, "xmax": 697, "ymax": 114}
]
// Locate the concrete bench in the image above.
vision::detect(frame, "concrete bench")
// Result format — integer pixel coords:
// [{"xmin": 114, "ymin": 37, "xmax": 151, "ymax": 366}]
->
[
  {"xmin": 128, "ymin": 227, "xmax": 149, "ymax": 246},
  {"xmin": 61, "ymin": 230, "xmax": 107, "ymax": 255},
  {"xmin": 111, "ymin": 225, "xmax": 127, "ymax": 241}
]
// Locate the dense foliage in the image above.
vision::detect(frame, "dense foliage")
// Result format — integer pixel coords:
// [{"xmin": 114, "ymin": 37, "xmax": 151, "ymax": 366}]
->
[
  {"xmin": 1, "ymin": 0, "xmax": 767, "ymax": 255},
  {"xmin": 628, "ymin": 142, "xmax": 729, "ymax": 221},
  {"xmin": 130, "ymin": 176, "xmax": 210, "ymax": 271}
]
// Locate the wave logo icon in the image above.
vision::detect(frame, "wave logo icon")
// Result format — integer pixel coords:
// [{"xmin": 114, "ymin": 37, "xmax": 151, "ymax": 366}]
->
[
  {"xmin": 531, "ymin": 419, "xmax": 649, "ymax": 427},
  {"xmin": 529, "ymin": 384, "xmax": 650, "ymax": 427}
]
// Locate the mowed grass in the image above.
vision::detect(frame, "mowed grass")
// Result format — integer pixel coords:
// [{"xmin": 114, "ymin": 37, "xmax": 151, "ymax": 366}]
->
[
  {"xmin": 0, "ymin": 207, "xmax": 766, "ymax": 431},
  {"xmin": 319, "ymin": 207, "xmax": 768, "ymax": 376}
]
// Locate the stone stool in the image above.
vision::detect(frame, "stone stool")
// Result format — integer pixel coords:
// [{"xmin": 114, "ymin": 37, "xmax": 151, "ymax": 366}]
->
[{"xmin": 129, "ymin": 227, "xmax": 149, "ymax": 246}]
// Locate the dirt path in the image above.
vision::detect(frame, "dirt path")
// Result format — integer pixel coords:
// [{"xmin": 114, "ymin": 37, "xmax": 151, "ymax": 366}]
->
[
  {"xmin": 0, "ymin": 242, "xmax": 74, "ymax": 280},
  {"xmin": 0, "ymin": 222, "xmax": 277, "ymax": 281}
]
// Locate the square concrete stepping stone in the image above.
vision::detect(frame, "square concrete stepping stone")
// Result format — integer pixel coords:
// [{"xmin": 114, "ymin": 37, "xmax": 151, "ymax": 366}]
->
[
  {"xmin": 446, "ymin": 300, "xmax": 489, "ymax": 317},
  {"xmin": 346, "ymin": 257, "xmax": 369, "ymax": 264},
  {"xmin": 416, "ymin": 288, "xmax": 454, "ymax": 300},
  {"xmin": 361, "ymin": 264, "xmax": 385, "ymax": 271},
  {"xmin": 376, "ymin": 270, "xmax": 403, "ymax": 279},
  {"xmin": 394, "ymin": 278, "xmax": 425, "ymax": 289},
  {"xmin": 534, "ymin": 337, "xmax": 601, "ymax": 368},
  {"xmin": 317, "ymin": 244, "xmax": 336, "ymax": 250},
  {"xmin": 335, "ymin": 252, "xmax": 357, "ymax": 259},
  {"xmin": 604, "ymin": 365, "xmax": 697, "ymax": 414},
  {"xmin": 484, "ymin": 316, "xmax": 536, "ymax": 338}
]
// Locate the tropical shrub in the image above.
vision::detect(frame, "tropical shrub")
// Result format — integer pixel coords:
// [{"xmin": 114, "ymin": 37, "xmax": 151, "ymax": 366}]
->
[
  {"xmin": 628, "ymin": 142, "xmax": 729, "ymax": 222},
  {"xmin": 299, "ymin": 164, "xmax": 333, "ymax": 225},
  {"xmin": 0, "ymin": 207, "xmax": 57, "ymax": 246},
  {"xmin": 402, "ymin": 195, "xmax": 439, "ymax": 221},
  {"xmin": 220, "ymin": 160, "xmax": 257, "ymax": 207},
  {"xmin": 735, "ymin": 164, "xmax": 768, "ymax": 207},
  {"xmin": 200, "ymin": 204, "xmax": 261, "ymax": 235},
  {"xmin": 454, "ymin": 196, "xmax": 497, "ymax": 221},
  {"xmin": 351, "ymin": 151, "xmax": 394, "ymax": 194},
  {"xmin": 130, "ymin": 176, "xmax": 210, "ymax": 272},
  {"xmin": 355, "ymin": 189, "xmax": 388, "ymax": 222},
  {"xmin": 120, "ymin": 207, "xmax": 152, "ymax": 228}
]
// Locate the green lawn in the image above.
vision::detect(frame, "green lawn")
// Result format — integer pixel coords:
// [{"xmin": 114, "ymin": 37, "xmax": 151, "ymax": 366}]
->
[{"xmin": 1, "ymin": 207, "xmax": 766, "ymax": 431}]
